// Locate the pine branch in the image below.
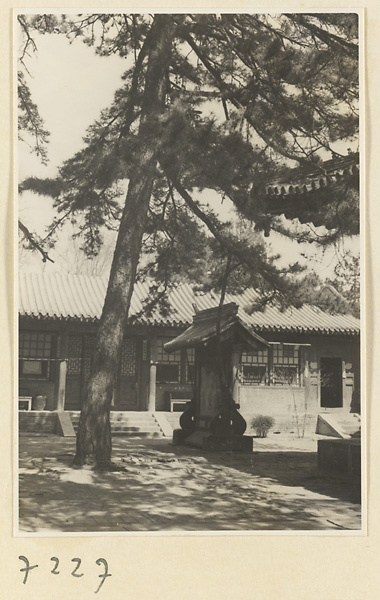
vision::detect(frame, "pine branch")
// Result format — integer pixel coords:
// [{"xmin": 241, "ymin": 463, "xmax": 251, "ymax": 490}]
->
[
  {"xmin": 42, "ymin": 209, "xmax": 74, "ymax": 243},
  {"xmin": 18, "ymin": 220, "xmax": 54, "ymax": 263},
  {"xmin": 182, "ymin": 30, "xmax": 315, "ymax": 167},
  {"xmin": 288, "ymin": 14, "xmax": 358, "ymax": 57},
  {"xmin": 164, "ymin": 169, "xmax": 285, "ymax": 293},
  {"xmin": 17, "ymin": 15, "xmax": 38, "ymax": 66}
]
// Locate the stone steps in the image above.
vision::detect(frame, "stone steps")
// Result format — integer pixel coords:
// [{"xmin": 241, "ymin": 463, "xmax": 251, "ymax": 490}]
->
[
  {"xmin": 18, "ymin": 410, "xmax": 176, "ymax": 438},
  {"xmin": 161, "ymin": 412, "xmax": 181, "ymax": 430},
  {"xmin": 68, "ymin": 411, "xmax": 164, "ymax": 438}
]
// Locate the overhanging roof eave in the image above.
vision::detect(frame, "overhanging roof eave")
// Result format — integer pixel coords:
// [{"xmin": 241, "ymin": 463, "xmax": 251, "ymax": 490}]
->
[{"xmin": 164, "ymin": 315, "xmax": 269, "ymax": 353}]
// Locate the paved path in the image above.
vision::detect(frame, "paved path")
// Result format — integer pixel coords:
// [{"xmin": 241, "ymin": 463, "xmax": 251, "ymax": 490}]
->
[{"xmin": 18, "ymin": 434, "xmax": 361, "ymax": 533}]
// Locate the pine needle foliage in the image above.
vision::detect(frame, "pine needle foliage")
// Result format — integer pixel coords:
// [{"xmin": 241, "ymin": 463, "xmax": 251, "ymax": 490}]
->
[{"xmin": 19, "ymin": 12, "xmax": 359, "ymax": 268}]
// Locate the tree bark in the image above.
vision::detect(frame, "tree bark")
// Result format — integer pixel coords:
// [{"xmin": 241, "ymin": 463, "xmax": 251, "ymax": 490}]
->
[{"xmin": 74, "ymin": 15, "xmax": 178, "ymax": 468}]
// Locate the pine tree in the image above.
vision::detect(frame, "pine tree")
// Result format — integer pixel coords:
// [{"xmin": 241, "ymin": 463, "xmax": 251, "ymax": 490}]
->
[{"xmin": 18, "ymin": 13, "xmax": 359, "ymax": 467}]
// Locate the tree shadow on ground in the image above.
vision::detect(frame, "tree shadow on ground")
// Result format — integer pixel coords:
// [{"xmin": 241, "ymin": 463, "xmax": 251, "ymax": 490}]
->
[
  {"xmin": 149, "ymin": 440, "xmax": 361, "ymax": 505},
  {"xmin": 18, "ymin": 435, "xmax": 361, "ymax": 533}
]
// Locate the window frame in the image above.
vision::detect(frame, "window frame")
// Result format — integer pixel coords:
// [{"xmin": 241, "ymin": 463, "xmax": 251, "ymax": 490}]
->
[
  {"xmin": 185, "ymin": 347, "xmax": 195, "ymax": 384},
  {"xmin": 19, "ymin": 331, "xmax": 54, "ymax": 381},
  {"xmin": 156, "ymin": 337, "xmax": 182, "ymax": 384},
  {"xmin": 156, "ymin": 362, "xmax": 181, "ymax": 384},
  {"xmin": 156, "ymin": 338, "xmax": 195, "ymax": 385},
  {"xmin": 240, "ymin": 344, "xmax": 303, "ymax": 387},
  {"xmin": 271, "ymin": 344, "xmax": 300, "ymax": 386}
]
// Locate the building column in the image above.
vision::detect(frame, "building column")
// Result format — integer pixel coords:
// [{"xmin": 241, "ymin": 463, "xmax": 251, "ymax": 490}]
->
[
  {"xmin": 231, "ymin": 346, "xmax": 242, "ymax": 405},
  {"xmin": 56, "ymin": 328, "xmax": 69, "ymax": 411},
  {"xmin": 147, "ymin": 336, "xmax": 158, "ymax": 412},
  {"xmin": 57, "ymin": 360, "xmax": 67, "ymax": 411}
]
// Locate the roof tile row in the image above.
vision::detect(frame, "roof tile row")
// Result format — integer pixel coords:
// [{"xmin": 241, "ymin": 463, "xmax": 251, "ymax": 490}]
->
[{"xmin": 19, "ymin": 272, "xmax": 360, "ymax": 335}]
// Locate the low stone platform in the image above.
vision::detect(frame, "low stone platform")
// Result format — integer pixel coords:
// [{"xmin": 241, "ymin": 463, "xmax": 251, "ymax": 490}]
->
[{"xmin": 318, "ymin": 437, "xmax": 361, "ymax": 480}]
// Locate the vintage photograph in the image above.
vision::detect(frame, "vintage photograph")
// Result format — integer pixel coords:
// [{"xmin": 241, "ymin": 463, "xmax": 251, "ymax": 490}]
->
[{"xmin": 17, "ymin": 11, "xmax": 362, "ymax": 534}]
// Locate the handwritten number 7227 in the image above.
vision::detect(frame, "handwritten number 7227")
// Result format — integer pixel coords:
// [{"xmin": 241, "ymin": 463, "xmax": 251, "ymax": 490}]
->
[{"xmin": 19, "ymin": 556, "xmax": 111, "ymax": 593}]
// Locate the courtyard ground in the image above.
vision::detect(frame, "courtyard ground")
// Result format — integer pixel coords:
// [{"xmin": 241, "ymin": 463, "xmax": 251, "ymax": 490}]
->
[{"xmin": 18, "ymin": 433, "xmax": 361, "ymax": 533}]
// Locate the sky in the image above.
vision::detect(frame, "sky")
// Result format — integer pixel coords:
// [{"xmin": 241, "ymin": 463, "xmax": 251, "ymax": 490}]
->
[
  {"xmin": 18, "ymin": 29, "xmax": 125, "ymax": 271},
  {"xmin": 17, "ymin": 18, "xmax": 359, "ymax": 280},
  {"xmin": 18, "ymin": 32, "xmax": 126, "ymax": 178}
]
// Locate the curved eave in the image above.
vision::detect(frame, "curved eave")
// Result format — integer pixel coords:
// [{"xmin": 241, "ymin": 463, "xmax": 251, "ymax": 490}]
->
[
  {"xmin": 19, "ymin": 312, "xmax": 192, "ymax": 328},
  {"xmin": 254, "ymin": 324, "xmax": 359, "ymax": 336},
  {"xmin": 19, "ymin": 312, "xmax": 359, "ymax": 336},
  {"xmin": 264, "ymin": 155, "xmax": 359, "ymax": 196}
]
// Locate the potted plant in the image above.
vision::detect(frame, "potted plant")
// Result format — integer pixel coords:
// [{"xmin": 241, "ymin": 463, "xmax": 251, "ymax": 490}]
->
[{"xmin": 32, "ymin": 394, "xmax": 47, "ymax": 411}]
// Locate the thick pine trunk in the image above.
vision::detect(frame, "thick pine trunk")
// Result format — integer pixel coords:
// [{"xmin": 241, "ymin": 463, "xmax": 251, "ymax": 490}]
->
[{"xmin": 73, "ymin": 15, "xmax": 177, "ymax": 468}]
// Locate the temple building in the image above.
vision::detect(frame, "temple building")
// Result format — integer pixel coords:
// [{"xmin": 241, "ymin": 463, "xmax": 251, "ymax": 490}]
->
[{"xmin": 18, "ymin": 271, "xmax": 360, "ymax": 435}]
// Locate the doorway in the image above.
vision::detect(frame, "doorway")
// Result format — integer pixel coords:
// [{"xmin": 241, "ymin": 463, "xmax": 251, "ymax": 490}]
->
[
  {"xmin": 320, "ymin": 357, "xmax": 343, "ymax": 408},
  {"xmin": 116, "ymin": 337, "xmax": 140, "ymax": 410}
]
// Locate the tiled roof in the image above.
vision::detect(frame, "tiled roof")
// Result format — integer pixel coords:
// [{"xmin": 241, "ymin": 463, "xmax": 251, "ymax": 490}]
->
[{"xmin": 19, "ymin": 271, "xmax": 360, "ymax": 335}]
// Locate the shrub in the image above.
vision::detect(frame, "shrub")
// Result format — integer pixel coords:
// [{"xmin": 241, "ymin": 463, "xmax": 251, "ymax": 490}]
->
[{"xmin": 250, "ymin": 415, "xmax": 275, "ymax": 438}]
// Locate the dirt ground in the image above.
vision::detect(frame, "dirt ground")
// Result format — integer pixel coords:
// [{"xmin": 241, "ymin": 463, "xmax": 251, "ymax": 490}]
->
[{"xmin": 18, "ymin": 433, "xmax": 362, "ymax": 533}]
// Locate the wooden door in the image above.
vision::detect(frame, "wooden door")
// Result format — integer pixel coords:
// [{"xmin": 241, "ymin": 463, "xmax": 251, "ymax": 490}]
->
[
  {"xmin": 320, "ymin": 357, "xmax": 343, "ymax": 408},
  {"xmin": 65, "ymin": 334, "xmax": 83, "ymax": 410},
  {"xmin": 115, "ymin": 337, "xmax": 140, "ymax": 410},
  {"xmin": 66, "ymin": 333, "xmax": 96, "ymax": 410}
]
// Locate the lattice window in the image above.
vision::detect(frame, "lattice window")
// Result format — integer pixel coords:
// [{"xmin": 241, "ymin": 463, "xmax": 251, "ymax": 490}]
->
[
  {"xmin": 185, "ymin": 348, "xmax": 195, "ymax": 383},
  {"xmin": 241, "ymin": 348, "xmax": 268, "ymax": 365},
  {"xmin": 240, "ymin": 348, "xmax": 268, "ymax": 384},
  {"xmin": 19, "ymin": 332, "xmax": 52, "ymax": 358},
  {"xmin": 157, "ymin": 338, "xmax": 181, "ymax": 363},
  {"xmin": 19, "ymin": 332, "xmax": 52, "ymax": 379},
  {"xmin": 240, "ymin": 345, "xmax": 301, "ymax": 386},
  {"xmin": 156, "ymin": 337, "xmax": 181, "ymax": 383},
  {"xmin": 67, "ymin": 335, "xmax": 82, "ymax": 376},
  {"xmin": 272, "ymin": 344, "xmax": 299, "ymax": 385},
  {"xmin": 83, "ymin": 335, "xmax": 96, "ymax": 381},
  {"xmin": 273, "ymin": 344, "xmax": 299, "ymax": 365},
  {"xmin": 121, "ymin": 338, "xmax": 137, "ymax": 377}
]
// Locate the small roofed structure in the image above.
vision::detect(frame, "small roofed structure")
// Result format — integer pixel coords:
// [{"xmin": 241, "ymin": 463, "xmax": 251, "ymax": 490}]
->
[{"xmin": 164, "ymin": 303, "xmax": 269, "ymax": 452}]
